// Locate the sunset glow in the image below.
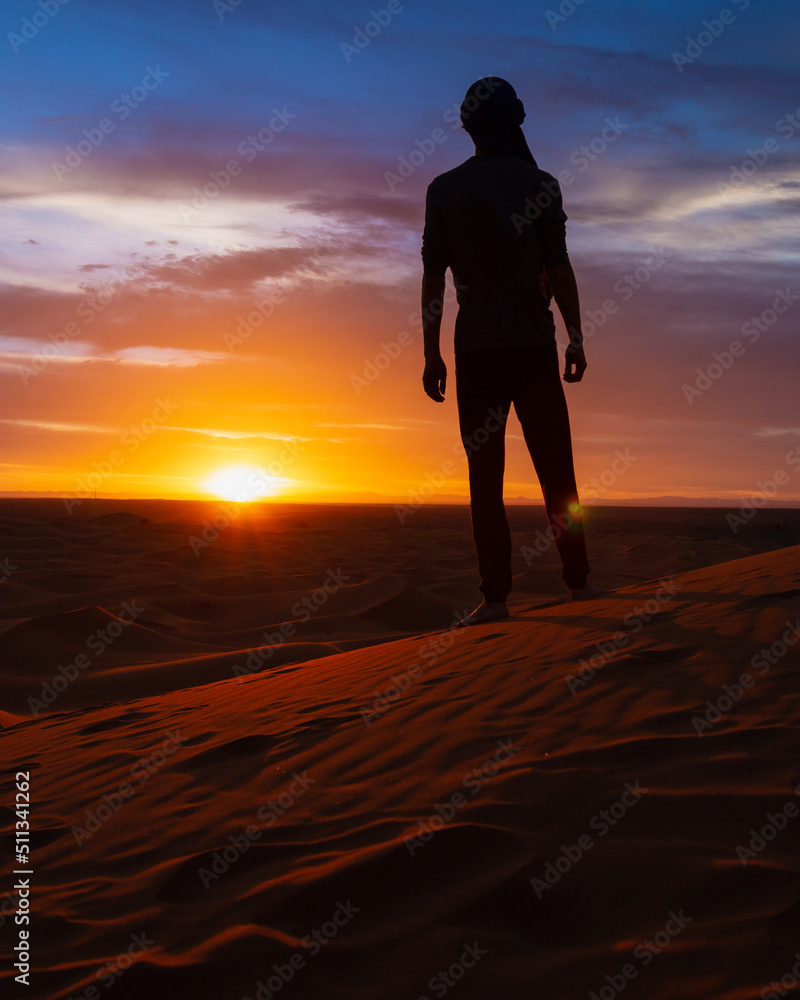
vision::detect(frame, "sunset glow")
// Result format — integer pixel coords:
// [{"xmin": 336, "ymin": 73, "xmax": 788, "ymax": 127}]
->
[
  {"xmin": 1, "ymin": 1, "xmax": 798, "ymax": 504},
  {"xmin": 203, "ymin": 464, "xmax": 280, "ymax": 502}
]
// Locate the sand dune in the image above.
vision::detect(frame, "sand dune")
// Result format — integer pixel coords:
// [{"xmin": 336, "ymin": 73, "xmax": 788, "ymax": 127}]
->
[{"xmin": 0, "ymin": 501, "xmax": 799, "ymax": 999}]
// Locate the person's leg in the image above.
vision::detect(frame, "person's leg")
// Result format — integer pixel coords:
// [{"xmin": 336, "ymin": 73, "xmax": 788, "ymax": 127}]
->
[
  {"xmin": 511, "ymin": 343, "xmax": 591, "ymax": 592},
  {"xmin": 455, "ymin": 349, "xmax": 513, "ymax": 607}
]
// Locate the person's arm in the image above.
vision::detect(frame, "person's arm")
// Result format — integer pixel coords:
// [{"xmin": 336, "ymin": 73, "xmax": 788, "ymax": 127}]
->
[
  {"xmin": 420, "ymin": 182, "xmax": 450, "ymax": 402},
  {"xmin": 421, "ymin": 273, "xmax": 447, "ymax": 401},
  {"xmin": 534, "ymin": 176, "xmax": 587, "ymax": 383},
  {"xmin": 546, "ymin": 263, "xmax": 586, "ymax": 383}
]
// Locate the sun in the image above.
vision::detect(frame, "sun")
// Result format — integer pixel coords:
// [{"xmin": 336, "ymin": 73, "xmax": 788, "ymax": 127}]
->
[{"xmin": 203, "ymin": 464, "xmax": 279, "ymax": 502}]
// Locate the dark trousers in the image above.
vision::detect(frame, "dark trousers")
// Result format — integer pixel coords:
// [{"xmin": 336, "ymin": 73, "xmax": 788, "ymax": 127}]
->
[{"xmin": 455, "ymin": 343, "xmax": 590, "ymax": 601}]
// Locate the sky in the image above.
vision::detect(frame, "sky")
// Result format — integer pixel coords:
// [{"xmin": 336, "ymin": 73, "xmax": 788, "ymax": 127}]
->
[{"xmin": 1, "ymin": 0, "xmax": 799, "ymax": 505}]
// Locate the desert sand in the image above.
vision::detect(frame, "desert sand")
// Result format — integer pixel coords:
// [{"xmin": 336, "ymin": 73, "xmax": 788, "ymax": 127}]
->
[{"xmin": 1, "ymin": 498, "xmax": 799, "ymax": 1000}]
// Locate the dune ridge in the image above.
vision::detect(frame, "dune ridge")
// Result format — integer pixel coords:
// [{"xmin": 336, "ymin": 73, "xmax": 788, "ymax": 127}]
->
[{"xmin": 0, "ymin": 502, "xmax": 799, "ymax": 998}]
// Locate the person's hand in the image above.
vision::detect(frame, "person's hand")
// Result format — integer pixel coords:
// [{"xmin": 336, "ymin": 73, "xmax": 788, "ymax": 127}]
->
[
  {"xmin": 563, "ymin": 344, "xmax": 587, "ymax": 383},
  {"xmin": 423, "ymin": 356, "xmax": 447, "ymax": 401}
]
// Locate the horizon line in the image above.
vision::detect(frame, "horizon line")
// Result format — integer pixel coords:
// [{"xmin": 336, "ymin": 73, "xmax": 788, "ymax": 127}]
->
[{"xmin": 2, "ymin": 492, "xmax": 800, "ymax": 509}]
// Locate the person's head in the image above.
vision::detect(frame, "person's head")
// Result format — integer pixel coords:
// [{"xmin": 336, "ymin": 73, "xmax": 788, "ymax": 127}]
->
[{"xmin": 459, "ymin": 77, "xmax": 537, "ymax": 166}]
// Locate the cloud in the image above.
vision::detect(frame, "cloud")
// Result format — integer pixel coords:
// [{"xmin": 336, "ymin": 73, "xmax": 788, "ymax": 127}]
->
[
  {"xmin": 167, "ymin": 426, "xmax": 316, "ymax": 442},
  {"xmin": 288, "ymin": 192, "xmax": 420, "ymax": 225},
  {"xmin": 0, "ymin": 418, "xmax": 116, "ymax": 434},
  {"xmin": 125, "ymin": 246, "xmax": 319, "ymax": 292},
  {"xmin": 112, "ymin": 346, "xmax": 231, "ymax": 366},
  {"xmin": 316, "ymin": 422, "xmax": 408, "ymax": 431},
  {"xmin": 756, "ymin": 427, "xmax": 800, "ymax": 437},
  {"xmin": 0, "ymin": 0, "xmax": 798, "ymax": 499}
]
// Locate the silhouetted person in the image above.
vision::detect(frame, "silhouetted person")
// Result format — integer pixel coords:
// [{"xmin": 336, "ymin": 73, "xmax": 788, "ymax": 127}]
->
[{"xmin": 421, "ymin": 77, "xmax": 599, "ymax": 626}]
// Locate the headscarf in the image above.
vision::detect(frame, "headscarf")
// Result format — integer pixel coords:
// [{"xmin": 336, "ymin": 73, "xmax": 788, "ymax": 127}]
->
[{"xmin": 459, "ymin": 77, "xmax": 538, "ymax": 167}]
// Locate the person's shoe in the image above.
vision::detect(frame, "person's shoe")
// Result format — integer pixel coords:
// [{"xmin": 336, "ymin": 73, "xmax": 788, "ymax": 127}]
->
[
  {"xmin": 456, "ymin": 601, "xmax": 509, "ymax": 627},
  {"xmin": 569, "ymin": 584, "xmax": 604, "ymax": 601}
]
